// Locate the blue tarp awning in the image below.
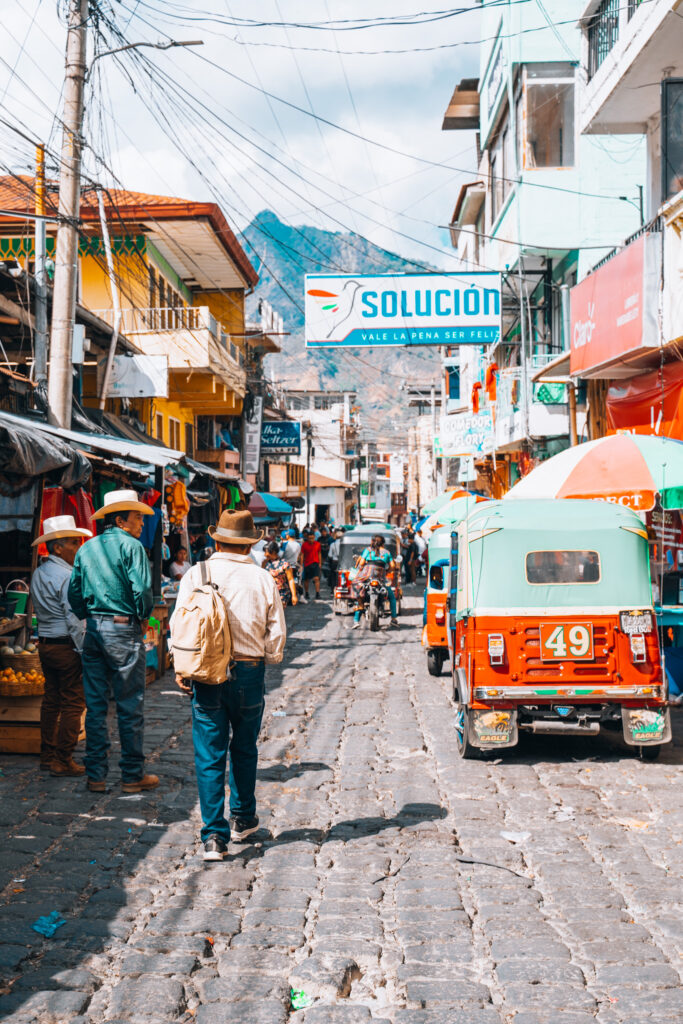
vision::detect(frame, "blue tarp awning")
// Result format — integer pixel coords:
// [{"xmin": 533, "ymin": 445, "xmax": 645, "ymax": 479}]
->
[{"xmin": 250, "ymin": 491, "xmax": 293, "ymax": 523}]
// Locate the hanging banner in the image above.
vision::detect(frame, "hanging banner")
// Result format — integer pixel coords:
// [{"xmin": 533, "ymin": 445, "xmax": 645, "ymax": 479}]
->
[
  {"xmin": 305, "ymin": 272, "xmax": 501, "ymax": 348},
  {"xmin": 260, "ymin": 420, "xmax": 301, "ymax": 454},
  {"xmin": 243, "ymin": 396, "xmax": 263, "ymax": 475},
  {"xmin": 389, "ymin": 454, "xmax": 405, "ymax": 491},
  {"xmin": 99, "ymin": 354, "xmax": 168, "ymax": 398},
  {"xmin": 437, "ymin": 411, "xmax": 495, "ymax": 457}
]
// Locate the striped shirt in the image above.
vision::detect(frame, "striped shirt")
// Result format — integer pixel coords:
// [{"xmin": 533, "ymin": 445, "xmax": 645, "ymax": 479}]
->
[{"xmin": 173, "ymin": 551, "xmax": 286, "ymax": 664}]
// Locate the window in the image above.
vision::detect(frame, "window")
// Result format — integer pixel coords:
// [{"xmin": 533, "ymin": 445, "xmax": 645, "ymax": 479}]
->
[
  {"xmin": 587, "ymin": 0, "xmax": 619, "ymax": 80},
  {"xmin": 447, "ymin": 366, "xmax": 460, "ymax": 401},
  {"xmin": 168, "ymin": 418, "xmax": 181, "ymax": 450},
  {"xmin": 627, "ymin": 0, "xmax": 643, "ymax": 21},
  {"xmin": 662, "ymin": 79, "xmax": 683, "ymax": 202},
  {"xmin": 526, "ymin": 550, "xmax": 601, "ymax": 585},
  {"xmin": 525, "ymin": 65, "xmax": 575, "ymax": 168},
  {"xmin": 155, "ymin": 413, "xmax": 164, "ymax": 441},
  {"xmin": 185, "ymin": 422, "xmax": 194, "ymax": 458}
]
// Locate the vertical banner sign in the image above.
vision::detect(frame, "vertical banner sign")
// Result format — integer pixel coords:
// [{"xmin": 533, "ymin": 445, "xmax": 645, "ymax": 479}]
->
[
  {"xmin": 243, "ymin": 396, "xmax": 263, "ymax": 475},
  {"xmin": 305, "ymin": 272, "xmax": 501, "ymax": 348},
  {"xmin": 389, "ymin": 454, "xmax": 405, "ymax": 491}
]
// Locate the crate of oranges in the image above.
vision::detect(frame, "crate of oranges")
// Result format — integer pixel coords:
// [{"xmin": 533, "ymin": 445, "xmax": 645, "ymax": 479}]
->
[{"xmin": 0, "ymin": 665, "xmax": 45, "ymax": 696}]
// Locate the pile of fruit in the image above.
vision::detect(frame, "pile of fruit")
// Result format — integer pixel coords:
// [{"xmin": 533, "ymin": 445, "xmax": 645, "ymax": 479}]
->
[
  {"xmin": 0, "ymin": 642, "xmax": 37, "ymax": 656},
  {"xmin": 0, "ymin": 666, "xmax": 45, "ymax": 687}
]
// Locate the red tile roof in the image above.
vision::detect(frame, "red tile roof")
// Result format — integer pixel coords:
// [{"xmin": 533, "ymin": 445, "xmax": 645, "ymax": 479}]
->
[{"xmin": 0, "ymin": 176, "xmax": 258, "ymax": 288}]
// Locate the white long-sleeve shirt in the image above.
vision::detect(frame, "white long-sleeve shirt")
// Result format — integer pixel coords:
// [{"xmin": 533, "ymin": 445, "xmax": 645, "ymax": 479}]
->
[{"xmin": 173, "ymin": 550, "xmax": 286, "ymax": 664}]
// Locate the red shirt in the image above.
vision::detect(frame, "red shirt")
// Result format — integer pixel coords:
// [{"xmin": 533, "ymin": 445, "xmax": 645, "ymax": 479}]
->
[{"xmin": 302, "ymin": 539, "xmax": 321, "ymax": 566}]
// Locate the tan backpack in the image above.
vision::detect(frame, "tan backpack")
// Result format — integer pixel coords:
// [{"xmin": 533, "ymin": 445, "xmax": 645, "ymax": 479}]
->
[{"xmin": 170, "ymin": 561, "xmax": 232, "ymax": 683}]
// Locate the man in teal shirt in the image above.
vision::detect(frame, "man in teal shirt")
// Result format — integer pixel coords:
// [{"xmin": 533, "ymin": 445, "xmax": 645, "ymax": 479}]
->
[{"xmin": 69, "ymin": 489, "xmax": 158, "ymax": 794}]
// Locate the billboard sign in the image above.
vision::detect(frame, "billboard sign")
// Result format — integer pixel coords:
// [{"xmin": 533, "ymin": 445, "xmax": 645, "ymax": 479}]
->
[
  {"xmin": 100, "ymin": 354, "xmax": 168, "ymax": 398},
  {"xmin": 260, "ymin": 420, "xmax": 301, "ymax": 454},
  {"xmin": 570, "ymin": 233, "xmax": 660, "ymax": 376},
  {"xmin": 436, "ymin": 411, "xmax": 495, "ymax": 457},
  {"xmin": 305, "ymin": 272, "xmax": 501, "ymax": 348}
]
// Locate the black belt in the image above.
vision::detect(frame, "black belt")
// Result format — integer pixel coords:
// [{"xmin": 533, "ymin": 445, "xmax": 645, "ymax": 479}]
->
[{"xmin": 38, "ymin": 635, "xmax": 73, "ymax": 645}]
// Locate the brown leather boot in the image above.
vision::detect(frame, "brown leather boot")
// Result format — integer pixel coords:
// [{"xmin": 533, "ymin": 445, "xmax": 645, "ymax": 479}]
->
[
  {"xmin": 87, "ymin": 778, "xmax": 106, "ymax": 792},
  {"xmin": 121, "ymin": 773, "xmax": 159, "ymax": 793},
  {"xmin": 50, "ymin": 758, "xmax": 86, "ymax": 777}
]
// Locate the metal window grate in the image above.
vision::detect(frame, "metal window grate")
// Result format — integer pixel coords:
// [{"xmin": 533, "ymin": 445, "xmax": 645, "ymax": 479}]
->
[
  {"xmin": 587, "ymin": 0, "xmax": 619, "ymax": 80},
  {"xmin": 627, "ymin": 0, "xmax": 644, "ymax": 19}
]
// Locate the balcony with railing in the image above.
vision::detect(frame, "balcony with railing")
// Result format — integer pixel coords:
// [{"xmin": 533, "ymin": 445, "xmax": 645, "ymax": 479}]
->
[
  {"xmin": 91, "ymin": 305, "xmax": 246, "ymax": 393},
  {"xmin": 495, "ymin": 362, "xmax": 571, "ymax": 451}
]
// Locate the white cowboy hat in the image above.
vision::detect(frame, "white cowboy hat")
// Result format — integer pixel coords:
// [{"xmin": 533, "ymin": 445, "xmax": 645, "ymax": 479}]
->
[
  {"xmin": 32, "ymin": 515, "xmax": 93, "ymax": 547},
  {"xmin": 92, "ymin": 489, "xmax": 155, "ymax": 520}
]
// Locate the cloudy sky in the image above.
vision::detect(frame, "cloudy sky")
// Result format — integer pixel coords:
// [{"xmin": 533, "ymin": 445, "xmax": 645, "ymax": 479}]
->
[{"xmin": 1, "ymin": 0, "xmax": 481, "ymax": 268}]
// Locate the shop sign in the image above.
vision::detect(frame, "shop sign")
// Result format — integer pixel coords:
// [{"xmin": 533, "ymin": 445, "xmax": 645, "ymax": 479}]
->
[
  {"xmin": 436, "ymin": 411, "xmax": 495, "ymax": 457},
  {"xmin": 305, "ymin": 272, "xmax": 501, "ymax": 348},
  {"xmin": 243, "ymin": 396, "xmax": 263, "ymax": 475},
  {"xmin": 486, "ymin": 40, "xmax": 505, "ymax": 119},
  {"xmin": 260, "ymin": 420, "xmax": 301, "ymax": 454},
  {"xmin": 570, "ymin": 233, "xmax": 660, "ymax": 375},
  {"xmin": 389, "ymin": 454, "xmax": 404, "ymax": 491},
  {"xmin": 100, "ymin": 354, "xmax": 168, "ymax": 398}
]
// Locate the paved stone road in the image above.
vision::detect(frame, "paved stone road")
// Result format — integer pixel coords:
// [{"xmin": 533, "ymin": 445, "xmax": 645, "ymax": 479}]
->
[{"xmin": 1, "ymin": 587, "xmax": 682, "ymax": 1023}]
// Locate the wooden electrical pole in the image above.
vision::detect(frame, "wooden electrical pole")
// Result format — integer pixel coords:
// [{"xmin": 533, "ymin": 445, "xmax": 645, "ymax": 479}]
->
[
  {"xmin": 33, "ymin": 145, "xmax": 48, "ymax": 391},
  {"xmin": 47, "ymin": 0, "xmax": 88, "ymax": 427}
]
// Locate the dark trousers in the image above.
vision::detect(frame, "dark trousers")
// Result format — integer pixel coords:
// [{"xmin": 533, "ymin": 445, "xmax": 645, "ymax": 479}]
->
[
  {"xmin": 191, "ymin": 660, "xmax": 266, "ymax": 843},
  {"xmin": 38, "ymin": 643, "xmax": 85, "ymax": 766},
  {"xmin": 81, "ymin": 617, "xmax": 146, "ymax": 783}
]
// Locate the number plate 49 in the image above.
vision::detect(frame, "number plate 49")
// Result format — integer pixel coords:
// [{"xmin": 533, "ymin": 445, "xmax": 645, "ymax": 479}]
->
[{"xmin": 539, "ymin": 623, "xmax": 594, "ymax": 661}]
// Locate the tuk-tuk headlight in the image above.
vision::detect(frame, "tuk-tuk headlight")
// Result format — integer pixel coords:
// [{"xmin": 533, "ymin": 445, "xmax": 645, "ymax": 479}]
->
[
  {"xmin": 488, "ymin": 634, "xmax": 505, "ymax": 665},
  {"xmin": 620, "ymin": 610, "xmax": 654, "ymax": 634},
  {"xmin": 629, "ymin": 634, "xmax": 647, "ymax": 664}
]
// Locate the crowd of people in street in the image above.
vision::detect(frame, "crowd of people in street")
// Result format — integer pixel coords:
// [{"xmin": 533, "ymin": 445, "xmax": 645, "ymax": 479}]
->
[{"xmin": 29, "ymin": 498, "xmax": 428, "ymax": 860}]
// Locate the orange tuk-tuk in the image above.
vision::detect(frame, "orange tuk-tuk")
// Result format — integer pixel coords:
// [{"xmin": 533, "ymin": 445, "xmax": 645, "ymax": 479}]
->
[
  {"xmin": 449, "ymin": 500, "xmax": 671, "ymax": 759},
  {"xmin": 333, "ymin": 526, "xmax": 402, "ymax": 615}
]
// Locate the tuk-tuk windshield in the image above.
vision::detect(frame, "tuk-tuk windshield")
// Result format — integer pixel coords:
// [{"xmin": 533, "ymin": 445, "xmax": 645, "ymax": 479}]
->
[
  {"xmin": 338, "ymin": 532, "xmax": 398, "ymax": 571},
  {"xmin": 458, "ymin": 500, "xmax": 652, "ymax": 614}
]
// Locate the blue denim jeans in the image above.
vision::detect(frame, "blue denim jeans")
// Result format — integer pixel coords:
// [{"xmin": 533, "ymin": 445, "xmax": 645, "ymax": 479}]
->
[
  {"xmin": 191, "ymin": 660, "xmax": 266, "ymax": 843},
  {"xmin": 81, "ymin": 617, "xmax": 146, "ymax": 782}
]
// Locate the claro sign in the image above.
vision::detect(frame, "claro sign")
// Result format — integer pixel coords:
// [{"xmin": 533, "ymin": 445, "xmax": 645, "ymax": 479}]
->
[
  {"xmin": 570, "ymin": 233, "xmax": 660, "ymax": 376},
  {"xmin": 305, "ymin": 272, "xmax": 502, "ymax": 348}
]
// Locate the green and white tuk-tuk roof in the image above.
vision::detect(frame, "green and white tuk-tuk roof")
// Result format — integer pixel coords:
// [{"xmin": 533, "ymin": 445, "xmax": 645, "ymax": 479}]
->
[{"xmin": 455, "ymin": 499, "xmax": 652, "ymax": 619}]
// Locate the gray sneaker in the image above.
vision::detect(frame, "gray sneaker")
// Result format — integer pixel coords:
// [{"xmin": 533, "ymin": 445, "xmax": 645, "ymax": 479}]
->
[
  {"xmin": 203, "ymin": 834, "xmax": 228, "ymax": 861},
  {"xmin": 230, "ymin": 816, "xmax": 259, "ymax": 842}
]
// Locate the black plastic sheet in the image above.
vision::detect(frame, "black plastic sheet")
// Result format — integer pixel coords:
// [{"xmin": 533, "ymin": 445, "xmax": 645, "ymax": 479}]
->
[{"xmin": 0, "ymin": 421, "xmax": 91, "ymax": 495}]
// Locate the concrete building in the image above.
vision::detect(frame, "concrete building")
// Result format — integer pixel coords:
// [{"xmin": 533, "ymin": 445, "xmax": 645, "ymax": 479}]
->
[{"xmin": 441, "ymin": 0, "xmax": 647, "ymax": 491}]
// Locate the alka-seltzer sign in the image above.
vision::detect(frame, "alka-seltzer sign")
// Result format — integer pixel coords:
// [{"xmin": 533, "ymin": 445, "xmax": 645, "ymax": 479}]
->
[
  {"xmin": 260, "ymin": 420, "xmax": 301, "ymax": 455},
  {"xmin": 305, "ymin": 272, "xmax": 501, "ymax": 349}
]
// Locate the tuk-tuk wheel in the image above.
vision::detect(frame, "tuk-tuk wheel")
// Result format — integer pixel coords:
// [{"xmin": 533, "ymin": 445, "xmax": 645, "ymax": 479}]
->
[
  {"xmin": 427, "ymin": 650, "xmax": 444, "ymax": 677},
  {"xmin": 639, "ymin": 744, "xmax": 662, "ymax": 762},
  {"xmin": 453, "ymin": 685, "xmax": 480, "ymax": 760}
]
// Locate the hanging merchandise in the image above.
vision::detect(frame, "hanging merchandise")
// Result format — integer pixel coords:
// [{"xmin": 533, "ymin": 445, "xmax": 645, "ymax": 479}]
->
[
  {"xmin": 485, "ymin": 362, "xmax": 498, "ymax": 404},
  {"xmin": 165, "ymin": 479, "xmax": 190, "ymax": 526},
  {"xmin": 471, "ymin": 381, "xmax": 482, "ymax": 414}
]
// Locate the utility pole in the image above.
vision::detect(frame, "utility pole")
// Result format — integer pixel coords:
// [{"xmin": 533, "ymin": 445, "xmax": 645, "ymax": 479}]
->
[
  {"xmin": 48, "ymin": 0, "xmax": 88, "ymax": 428},
  {"xmin": 33, "ymin": 145, "xmax": 48, "ymax": 393},
  {"xmin": 430, "ymin": 382, "xmax": 437, "ymax": 496}
]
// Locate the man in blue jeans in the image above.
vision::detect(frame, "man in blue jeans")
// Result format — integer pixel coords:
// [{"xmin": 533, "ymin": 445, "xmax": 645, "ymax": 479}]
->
[
  {"xmin": 68, "ymin": 489, "xmax": 157, "ymax": 794},
  {"xmin": 173, "ymin": 509, "xmax": 286, "ymax": 861}
]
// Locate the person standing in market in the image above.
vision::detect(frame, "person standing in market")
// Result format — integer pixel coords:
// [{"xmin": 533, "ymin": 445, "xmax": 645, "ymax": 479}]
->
[
  {"xmin": 172, "ymin": 509, "xmax": 286, "ymax": 861},
  {"xmin": 263, "ymin": 540, "xmax": 298, "ymax": 606},
  {"xmin": 68, "ymin": 490, "xmax": 157, "ymax": 794},
  {"xmin": 301, "ymin": 529, "xmax": 322, "ymax": 601},
  {"xmin": 30, "ymin": 516, "xmax": 92, "ymax": 776}
]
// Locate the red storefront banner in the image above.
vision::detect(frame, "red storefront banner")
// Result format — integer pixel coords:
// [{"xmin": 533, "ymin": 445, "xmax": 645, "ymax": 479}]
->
[
  {"xmin": 570, "ymin": 233, "xmax": 659, "ymax": 376},
  {"xmin": 606, "ymin": 360, "xmax": 683, "ymax": 437}
]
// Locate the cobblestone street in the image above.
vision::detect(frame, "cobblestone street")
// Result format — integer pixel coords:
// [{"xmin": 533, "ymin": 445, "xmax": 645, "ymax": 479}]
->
[{"xmin": 0, "ymin": 588, "xmax": 682, "ymax": 1024}]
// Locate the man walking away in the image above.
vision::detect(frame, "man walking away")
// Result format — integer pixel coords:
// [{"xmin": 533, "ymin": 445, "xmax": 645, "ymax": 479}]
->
[
  {"xmin": 31, "ymin": 516, "xmax": 91, "ymax": 775},
  {"xmin": 173, "ymin": 510, "xmax": 285, "ymax": 861},
  {"xmin": 301, "ymin": 530, "xmax": 322, "ymax": 601},
  {"xmin": 68, "ymin": 490, "xmax": 157, "ymax": 794},
  {"xmin": 327, "ymin": 528, "xmax": 342, "ymax": 589}
]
